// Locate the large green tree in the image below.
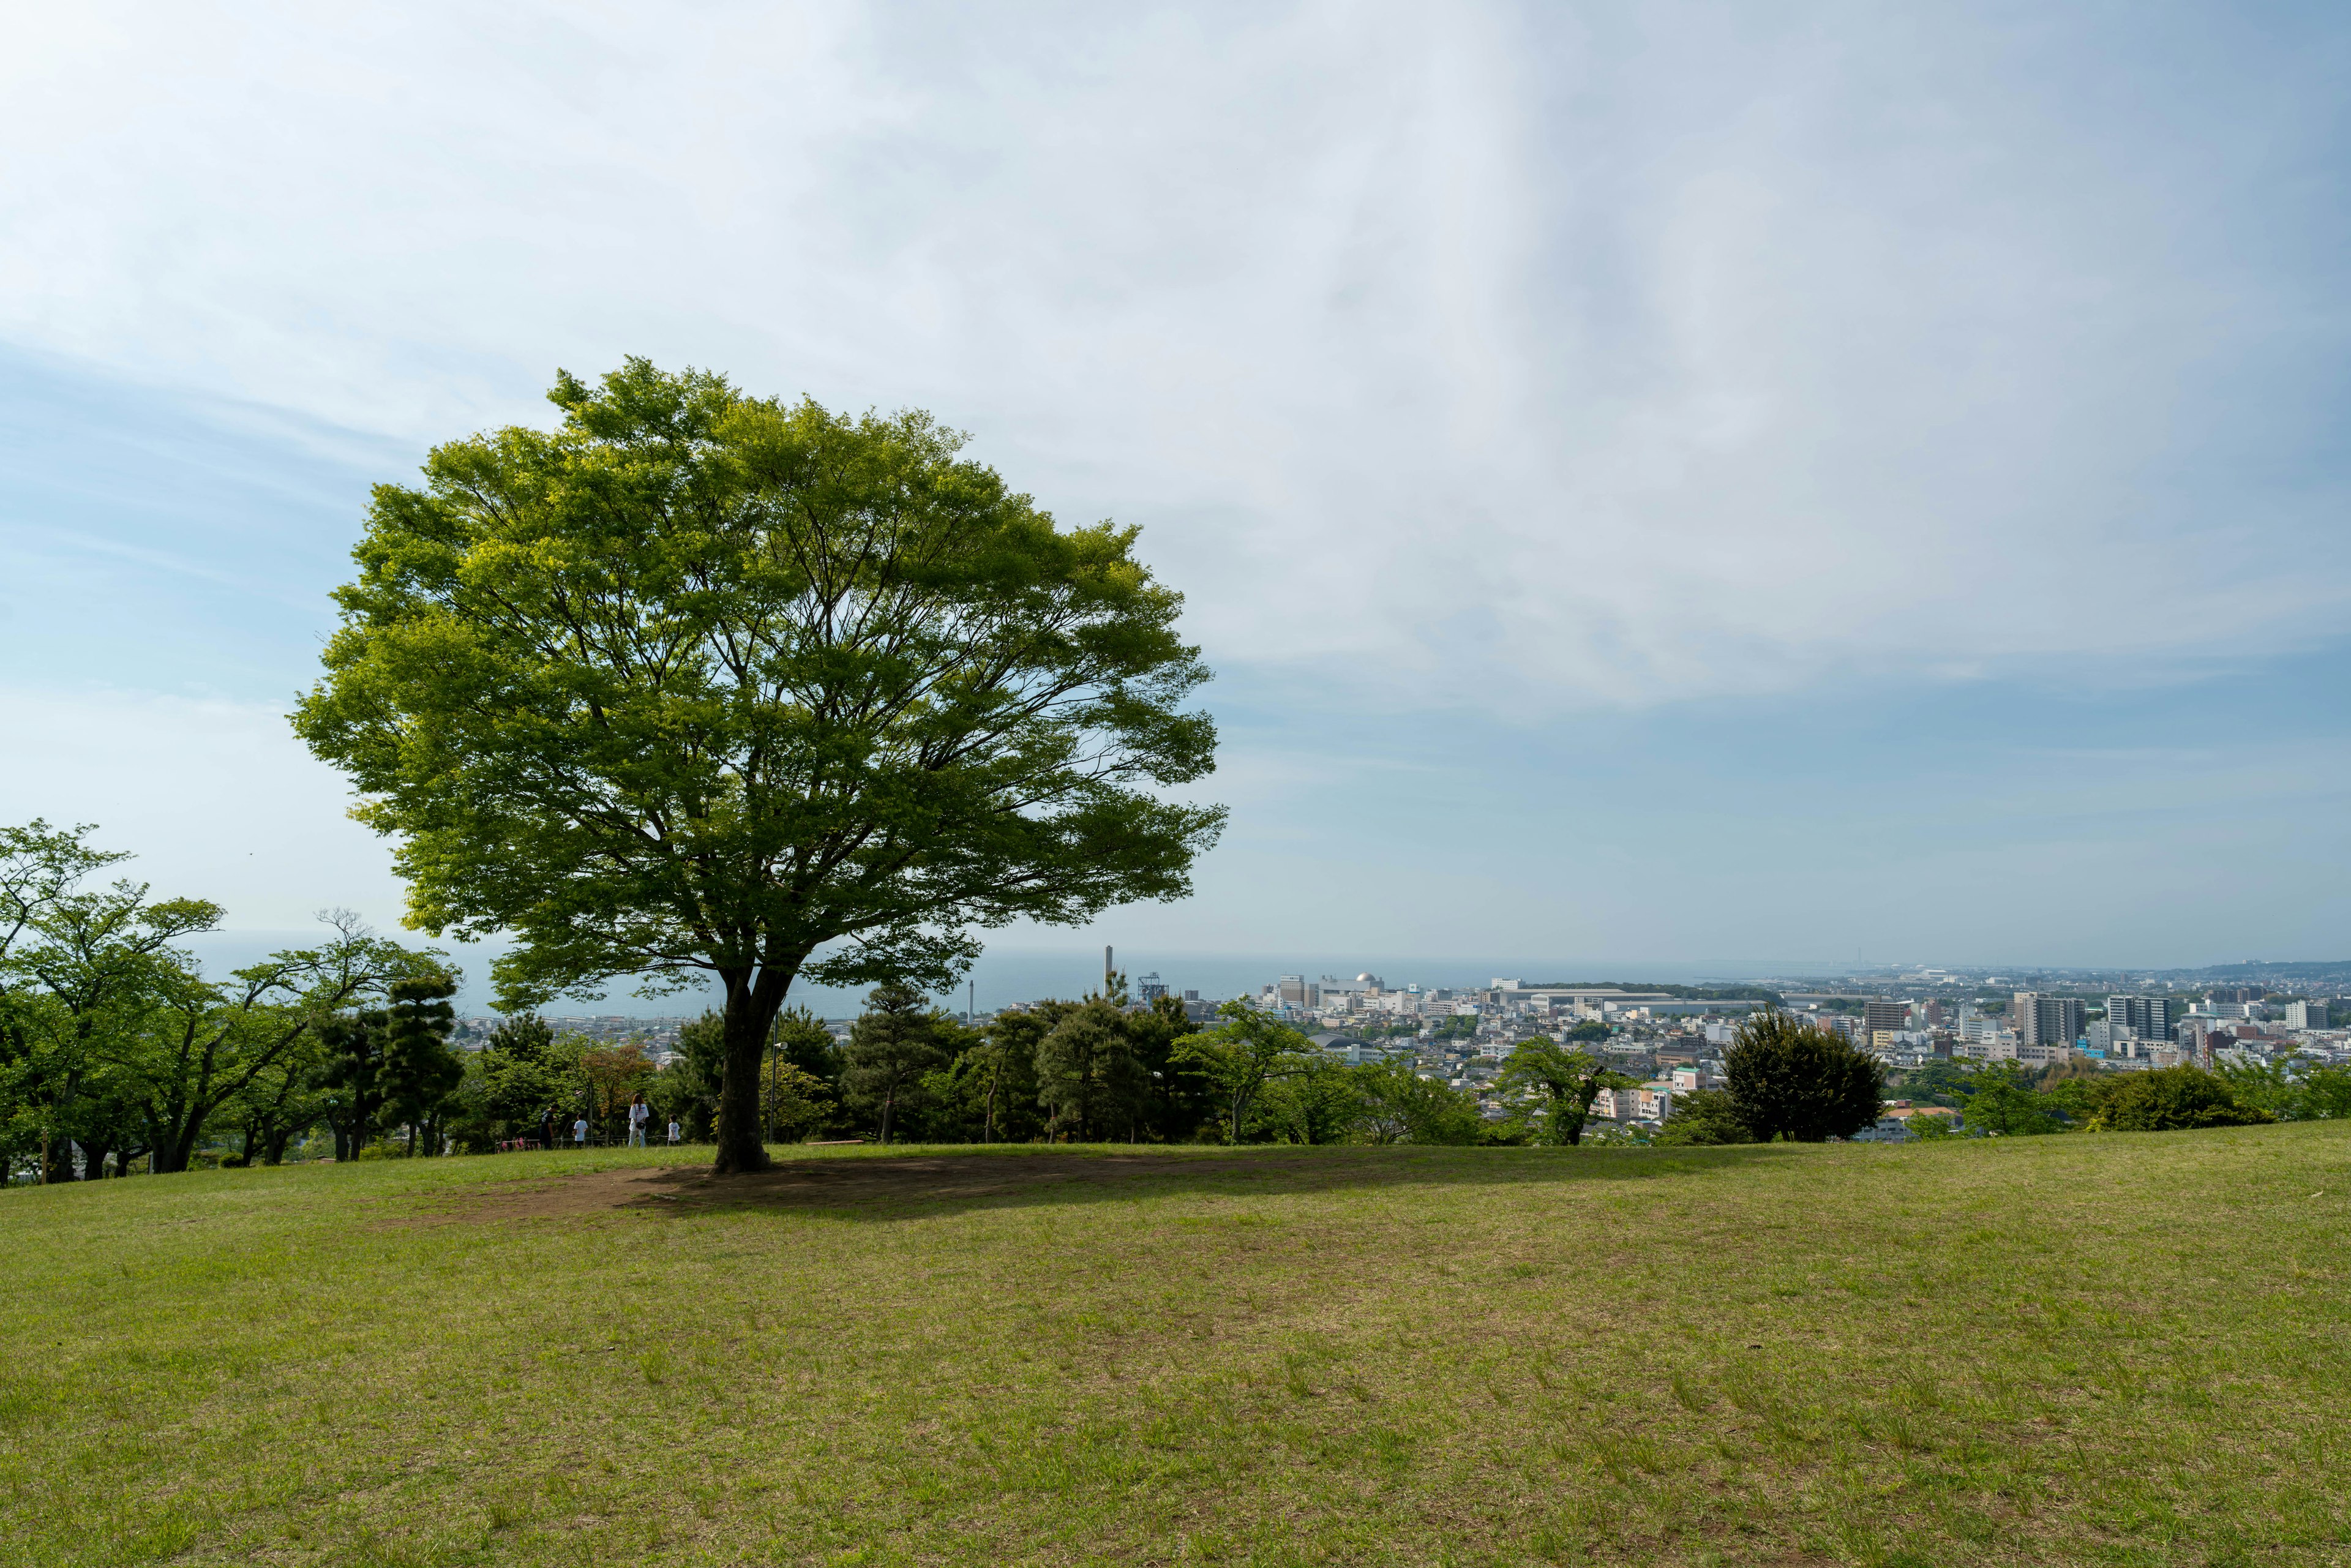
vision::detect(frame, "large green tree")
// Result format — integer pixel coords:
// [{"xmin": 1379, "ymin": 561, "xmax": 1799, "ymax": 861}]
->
[{"xmin": 294, "ymin": 361, "xmax": 1223, "ymax": 1173}]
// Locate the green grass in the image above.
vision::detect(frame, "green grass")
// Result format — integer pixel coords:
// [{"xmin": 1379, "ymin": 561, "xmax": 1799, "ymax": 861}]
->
[{"xmin": 6, "ymin": 1126, "xmax": 2351, "ymax": 1566}]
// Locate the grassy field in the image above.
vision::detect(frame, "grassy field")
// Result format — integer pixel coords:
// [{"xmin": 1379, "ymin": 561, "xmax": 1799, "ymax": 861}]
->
[{"xmin": 5, "ymin": 1125, "xmax": 2350, "ymax": 1567}]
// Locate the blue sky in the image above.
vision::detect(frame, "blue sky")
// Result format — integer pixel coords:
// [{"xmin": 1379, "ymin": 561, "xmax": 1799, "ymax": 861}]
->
[{"xmin": 2, "ymin": 1, "xmax": 2347, "ymax": 1008}]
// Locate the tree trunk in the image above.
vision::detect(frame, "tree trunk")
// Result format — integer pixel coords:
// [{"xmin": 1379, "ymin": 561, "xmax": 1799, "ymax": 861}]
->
[{"xmin": 712, "ymin": 962, "xmax": 797, "ymax": 1175}]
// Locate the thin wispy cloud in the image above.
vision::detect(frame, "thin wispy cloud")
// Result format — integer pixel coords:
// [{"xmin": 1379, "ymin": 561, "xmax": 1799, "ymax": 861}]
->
[{"xmin": 6, "ymin": 1, "xmax": 2344, "ymax": 715}]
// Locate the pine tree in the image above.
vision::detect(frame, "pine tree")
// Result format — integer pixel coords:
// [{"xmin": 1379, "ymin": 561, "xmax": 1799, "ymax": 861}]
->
[
  {"xmin": 1036, "ymin": 999, "xmax": 1147, "ymax": 1141},
  {"xmin": 841, "ymin": 983, "xmax": 948, "ymax": 1144},
  {"xmin": 381, "ymin": 975, "xmax": 462, "ymax": 1155}
]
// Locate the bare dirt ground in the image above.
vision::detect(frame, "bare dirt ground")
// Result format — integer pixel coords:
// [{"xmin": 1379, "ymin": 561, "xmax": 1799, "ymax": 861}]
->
[{"xmin": 392, "ymin": 1150, "xmax": 1354, "ymax": 1225}]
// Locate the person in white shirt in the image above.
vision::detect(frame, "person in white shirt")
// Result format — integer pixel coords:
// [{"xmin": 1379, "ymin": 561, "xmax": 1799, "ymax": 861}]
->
[
  {"xmin": 666, "ymin": 1119, "xmax": 681, "ymax": 1146},
  {"xmin": 627, "ymin": 1093, "xmax": 651, "ymax": 1147},
  {"xmin": 572, "ymin": 1117, "xmax": 588, "ymax": 1147}
]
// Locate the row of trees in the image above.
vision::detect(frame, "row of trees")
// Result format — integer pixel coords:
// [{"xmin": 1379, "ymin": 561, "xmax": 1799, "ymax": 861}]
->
[
  {"xmin": 635, "ymin": 986, "xmax": 1521, "ymax": 1149},
  {"xmin": 1652, "ymin": 1014, "xmax": 2298, "ymax": 1146},
  {"xmin": 1885, "ymin": 1056, "xmax": 2290, "ymax": 1136},
  {"xmin": 0, "ymin": 820, "xmax": 462, "ymax": 1180}
]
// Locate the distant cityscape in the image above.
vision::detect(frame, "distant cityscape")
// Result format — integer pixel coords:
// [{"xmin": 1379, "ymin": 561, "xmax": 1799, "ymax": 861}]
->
[{"xmin": 453, "ymin": 958, "xmax": 2349, "ymax": 1134}]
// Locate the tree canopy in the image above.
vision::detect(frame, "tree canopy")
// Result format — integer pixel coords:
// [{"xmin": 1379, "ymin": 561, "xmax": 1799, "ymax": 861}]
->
[
  {"xmin": 1722, "ymin": 1011, "xmax": 1883, "ymax": 1142},
  {"xmin": 1496, "ymin": 1038, "xmax": 1633, "ymax": 1146},
  {"xmin": 293, "ymin": 360, "xmax": 1224, "ymax": 1172}
]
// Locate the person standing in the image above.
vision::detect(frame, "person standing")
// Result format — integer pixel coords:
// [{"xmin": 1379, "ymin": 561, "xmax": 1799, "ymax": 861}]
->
[
  {"xmin": 666, "ymin": 1118, "xmax": 681, "ymax": 1147},
  {"xmin": 627, "ymin": 1093, "xmax": 650, "ymax": 1148},
  {"xmin": 572, "ymin": 1115, "xmax": 588, "ymax": 1149}
]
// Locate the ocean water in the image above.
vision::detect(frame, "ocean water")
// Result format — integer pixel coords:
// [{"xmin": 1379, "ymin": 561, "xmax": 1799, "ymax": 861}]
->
[{"xmin": 181, "ymin": 932, "xmax": 1839, "ymax": 1022}]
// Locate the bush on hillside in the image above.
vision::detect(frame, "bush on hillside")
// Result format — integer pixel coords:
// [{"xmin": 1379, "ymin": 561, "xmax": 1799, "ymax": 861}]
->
[
  {"xmin": 1723, "ymin": 1011, "xmax": 1883, "ymax": 1142},
  {"xmin": 2092, "ymin": 1067, "xmax": 2273, "ymax": 1131},
  {"xmin": 1654, "ymin": 1088, "xmax": 1756, "ymax": 1145},
  {"xmin": 1964, "ymin": 1078, "xmax": 2066, "ymax": 1136}
]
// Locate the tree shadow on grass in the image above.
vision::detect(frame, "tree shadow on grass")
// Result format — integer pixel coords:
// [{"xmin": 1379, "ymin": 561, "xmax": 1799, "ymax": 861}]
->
[{"xmin": 438, "ymin": 1142, "xmax": 1799, "ymax": 1226}]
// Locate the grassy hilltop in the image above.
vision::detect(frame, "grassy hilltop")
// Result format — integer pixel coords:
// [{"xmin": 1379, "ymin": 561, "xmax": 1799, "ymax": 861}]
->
[{"xmin": 5, "ymin": 1128, "xmax": 2349, "ymax": 1567}]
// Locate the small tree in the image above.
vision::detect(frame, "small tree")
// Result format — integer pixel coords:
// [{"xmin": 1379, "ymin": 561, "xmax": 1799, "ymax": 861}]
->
[
  {"xmin": 1254, "ymin": 1056, "xmax": 1365, "ymax": 1145},
  {"xmin": 765, "ymin": 1062, "xmax": 835, "ymax": 1142},
  {"xmin": 1496, "ymin": 1038, "xmax": 1634, "ymax": 1146},
  {"xmin": 1173, "ymin": 1002, "xmax": 1310, "ymax": 1144},
  {"xmin": 969, "ymin": 1005, "xmax": 1060, "ymax": 1144},
  {"xmin": 380, "ymin": 975, "xmax": 463, "ymax": 1155},
  {"xmin": 1035, "ymin": 998, "xmax": 1145, "ymax": 1141},
  {"xmin": 1354, "ymin": 1059, "xmax": 1482, "ymax": 1146},
  {"xmin": 1653, "ymin": 1087, "xmax": 1755, "ymax": 1146},
  {"xmin": 771, "ymin": 1008, "xmax": 842, "ymax": 1090},
  {"xmin": 1723, "ymin": 1011, "xmax": 1883, "ymax": 1142},
  {"xmin": 841, "ymin": 983, "xmax": 948, "ymax": 1144},
  {"xmin": 313, "ymin": 1009, "xmax": 393, "ymax": 1161},
  {"xmin": 1963, "ymin": 1074, "xmax": 2064, "ymax": 1136},
  {"xmin": 475, "ymin": 1015, "xmax": 569, "ymax": 1142},
  {"xmin": 580, "ymin": 1043, "xmax": 656, "ymax": 1143}
]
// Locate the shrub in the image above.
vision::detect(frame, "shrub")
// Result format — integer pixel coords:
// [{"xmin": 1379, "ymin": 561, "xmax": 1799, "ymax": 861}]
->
[
  {"xmin": 1654, "ymin": 1088, "xmax": 1755, "ymax": 1146},
  {"xmin": 1723, "ymin": 1012, "xmax": 1883, "ymax": 1142},
  {"xmin": 2093, "ymin": 1067, "xmax": 2273, "ymax": 1131}
]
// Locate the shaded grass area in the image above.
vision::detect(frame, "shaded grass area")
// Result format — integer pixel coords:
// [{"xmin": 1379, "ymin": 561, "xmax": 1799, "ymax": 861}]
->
[{"xmin": 4, "ymin": 1128, "xmax": 2350, "ymax": 1566}]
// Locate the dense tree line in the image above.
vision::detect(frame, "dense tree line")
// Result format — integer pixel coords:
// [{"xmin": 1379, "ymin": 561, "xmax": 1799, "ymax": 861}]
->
[
  {"xmin": 1648, "ymin": 1010, "xmax": 2311, "ymax": 1146},
  {"xmin": 0, "ymin": 821, "xmax": 453, "ymax": 1180}
]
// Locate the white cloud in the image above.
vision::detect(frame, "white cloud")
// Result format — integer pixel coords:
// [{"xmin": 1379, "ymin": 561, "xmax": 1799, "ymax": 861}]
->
[{"xmin": 2, "ymin": 0, "xmax": 2344, "ymax": 712}]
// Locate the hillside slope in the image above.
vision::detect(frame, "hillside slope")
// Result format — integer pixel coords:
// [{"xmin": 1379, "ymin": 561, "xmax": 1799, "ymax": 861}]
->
[{"xmin": 4, "ymin": 1128, "xmax": 2348, "ymax": 1566}]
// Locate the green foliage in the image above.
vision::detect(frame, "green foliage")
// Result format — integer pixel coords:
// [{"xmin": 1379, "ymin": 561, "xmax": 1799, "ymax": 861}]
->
[
  {"xmin": 1495, "ymin": 1037, "xmax": 1633, "ymax": 1146},
  {"xmin": 1430, "ymin": 1015, "xmax": 1479, "ymax": 1040},
  {"xmin": 961, "ymin": 1006, "xmax": 1059, "ymax": 1144},
  {"xmin": 841, "ymin": 983, "xmax": 950, "ymax": 1144},
  {"xmin": 764, "ymin": 1062, "xmax": 836, "ymax": 1142},
  {"xmin": 469, "ymin": 1015, "xmax": 572, "ymax": 1144},
  {"xmin": 1894, "ymin": 1058, "xmax": 1981, "ymax": 1108},
  {"xmin": 2298, "ymin": 1063, "xmax": 2351, "ymax": 1119},
  {"xmin": 312, "ymin": 1010, "xmax": 392, "ymax": 1163},
  {"xmin": 770, "ymin": 1008, "xmax": 841, "ymax": 1088},
  {"xmin": 291, "ymin": 359, "xmax": 1225, "ymax": 1174},
  {"xmin": 2208, "ymin": 1056, "xmax": 2351, "ymax": 1123},
  {"xmin": 1723, "ymin": 1011, "xmax": 1884, "ymax": 1142},
  {"xmin": 1035, "ymin": 999, "xmax": 1145, "ymax": 1141},
  {"xmin": 1352, "ymin": 1059, "xmax": 1482, "ymax": 1146},
  {"xmin": 1963, "ymin": 1078, "xmax": 2064, "ymax": 1136},
  {"xmin": 1564, "ymin": 1018, "xmax": 1610, "ymax": 1043},
  {"xmin": 1908, "ymin": 1109, "xmax": 1960, "ymax": 1140},
  {"xmin": 1653, "ymin": 1087, "xmax": 1755, "ymax": 1146},
  {"xmin": 1173, "ymin": 1003, "xmax": 1313, "ymax": 1144},
  {"xmin": 2093, "ymin": 1067, "xmax": 2273, "ymax": 1131},
  {"xmin": 1252, "ymin": 1057, "xmax": 1364, "ymax": 1145},
  {"xmin": 380, "ymin": 975, "xmax": 462, "ymax": 1154}
]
